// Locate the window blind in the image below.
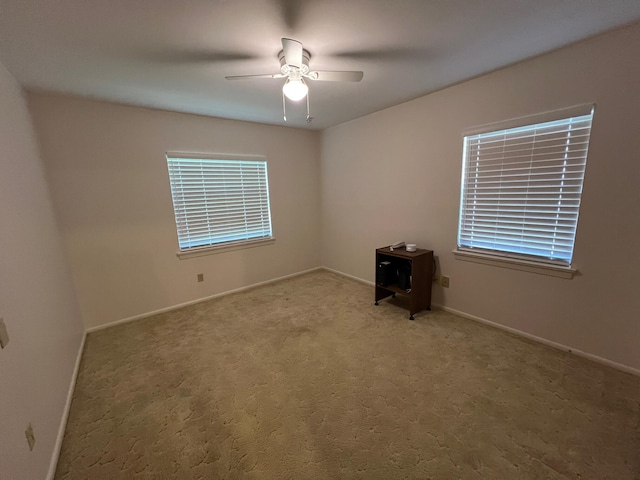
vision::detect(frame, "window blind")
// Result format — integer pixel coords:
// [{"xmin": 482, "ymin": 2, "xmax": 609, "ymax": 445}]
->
[
  {"xmin": 167, "ymin": 156, "xmax": 273, "ymax": 251},
  {"xmin": 458, "ymin": 111, "xmax": 594, "ymax": 266}
]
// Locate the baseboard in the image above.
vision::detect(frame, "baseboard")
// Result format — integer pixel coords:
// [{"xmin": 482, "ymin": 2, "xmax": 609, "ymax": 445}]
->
[
  {"xmin": 322, "ymin": 266, "xmax": 374, "ymax": 286},
  {"xmin": 46, "ymin": 331, "xmax": 86, "ymax": 480},
  {"xmin": 323, "ymin": 266, "xmax": 640, "ymax": 378},
  {"xmin": 435, "ymin": 304, "xmax": 640, "ymax": 378},
  {"xmin": 86, "ymin": 267, "xmax": 324, "ymax": 333}
]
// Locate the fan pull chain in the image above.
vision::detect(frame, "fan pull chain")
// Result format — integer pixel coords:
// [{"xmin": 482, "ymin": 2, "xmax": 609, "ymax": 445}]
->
[
  {"xmin": 282, "ymin": 91, "xmax": 287, "ymax": 122},
  {"xmin": 306, "ymin": 93, "xmax": 312, "ymax": 123}
]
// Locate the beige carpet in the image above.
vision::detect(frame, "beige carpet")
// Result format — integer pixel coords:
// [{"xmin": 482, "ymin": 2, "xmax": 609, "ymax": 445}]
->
[{"xmin": 55, "ymin": 270, "xmax": 640, "ymax": 479}]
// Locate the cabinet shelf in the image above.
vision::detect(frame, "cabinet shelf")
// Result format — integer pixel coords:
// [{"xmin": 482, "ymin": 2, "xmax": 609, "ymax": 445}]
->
[
  {"xmin": 376, "ymin": 283, "xmax": 410, "ymax": 296},
  {"xmin": 375, "ymin": 246, "xmax": 433, "ymax": 320}
]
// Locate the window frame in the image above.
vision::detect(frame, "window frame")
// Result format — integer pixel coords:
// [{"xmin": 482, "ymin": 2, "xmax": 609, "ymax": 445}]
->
[
  {"xmin": 166, "ymin": 152, "xmax": 275, "ymax": 258},
  {"xmin": 454, "ymin": 104, "xmax": 595, "ymax": 278}
]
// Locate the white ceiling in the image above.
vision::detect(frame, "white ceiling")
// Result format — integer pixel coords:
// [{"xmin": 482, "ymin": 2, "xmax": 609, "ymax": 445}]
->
[{"xmin": 1, "ymin": 1, "xmax": 639, "ymax": 130}]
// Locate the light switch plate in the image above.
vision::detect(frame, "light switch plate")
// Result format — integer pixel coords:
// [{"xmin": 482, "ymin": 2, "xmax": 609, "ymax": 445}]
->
[
  {"xmin": 0, "ymin": 318, "xmax": 8, "ymax": 348},
  {"xmin": 25, "ymin": 423, "xmax": 35, "ymax": 451}
]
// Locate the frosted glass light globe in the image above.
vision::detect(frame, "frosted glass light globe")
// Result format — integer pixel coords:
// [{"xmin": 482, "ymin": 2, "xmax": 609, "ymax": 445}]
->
[{"xmin": 283, "ymin": 79, "xmax": 308, "ymax": 101}]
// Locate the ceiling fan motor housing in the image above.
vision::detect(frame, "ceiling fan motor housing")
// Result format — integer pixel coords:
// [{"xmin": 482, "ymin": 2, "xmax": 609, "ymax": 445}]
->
[{"xmin": 278, "ymin": 49, "xmax": 311, "ymax": 75}]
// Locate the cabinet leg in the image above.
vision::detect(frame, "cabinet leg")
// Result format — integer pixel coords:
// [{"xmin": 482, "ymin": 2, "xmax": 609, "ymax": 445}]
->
[
  {"xmin": 375, "ymin": 301, "xmax": 379, "ymax": 306},
  {"xmin": 409, "ymin": 315, "xmax": 414, "ymax": 321},
  {"xmin": 426, "ymin": 306, "xmax": 431, "ymax": 311}
]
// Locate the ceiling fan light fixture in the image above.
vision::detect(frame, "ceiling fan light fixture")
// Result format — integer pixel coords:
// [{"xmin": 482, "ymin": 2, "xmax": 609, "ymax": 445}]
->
[{"xmin": 283, "ymin": 78, "xmax": 308, "ymax": 101}]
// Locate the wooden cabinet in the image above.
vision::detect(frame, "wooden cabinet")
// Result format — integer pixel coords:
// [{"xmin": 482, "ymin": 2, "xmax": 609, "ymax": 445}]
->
[{"xmin": 375, "ymin": 246, "xmax": 434, "ymax": 320}]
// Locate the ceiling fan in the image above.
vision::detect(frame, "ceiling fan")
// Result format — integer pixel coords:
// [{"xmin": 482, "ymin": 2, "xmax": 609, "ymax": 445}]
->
[{"xmin": 225, "ymin": 38, "xmax": 364, "ymax": 123}]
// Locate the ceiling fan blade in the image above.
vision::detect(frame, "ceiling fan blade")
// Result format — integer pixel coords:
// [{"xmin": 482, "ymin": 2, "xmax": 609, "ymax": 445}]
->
[
  {"xmin": 282, "ymin": 38, "xmax": 303, "ymax": 68},
  {"xmin": 131, "ymin": 48, "xmax": 258, "ymax": 64},
  {"xmin": 275, "ymin": 0, "xmax": 304, "ymax": 30},
  {"xmin": 308, "ymin": 70, "xmax": 364, "ymax": 82},
  {"xmin": 225, "ymin": 73, "xmax": 285, "ymax": 80},
  {"xmin": 333, "ymin": 47, "xmax": 432, "ymax": 62}
]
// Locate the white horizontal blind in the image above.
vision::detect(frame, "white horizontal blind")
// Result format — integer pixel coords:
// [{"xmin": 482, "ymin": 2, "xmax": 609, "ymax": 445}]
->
[
  {"xmin": 458, "ymin": 111, "xmax": 594, "ymax": 266},
  {"xmin": 167, "ymin": 156, "xmax": 273, "ymax": 250}
]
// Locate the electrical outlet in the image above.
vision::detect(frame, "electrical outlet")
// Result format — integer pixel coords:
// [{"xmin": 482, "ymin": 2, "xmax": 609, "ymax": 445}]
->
[
  {"xmin": 441, "ymin": 276, "xmax": 450, "ymax": 288},
  {"xmin": 25, "ymin": 424, "xmax": 35, "ymax": 451},
  {"xmin": 0, "ymin": 318, "xmax": 8, "ymax": 348},
  {"xmin": 197, "ymin": 273, "xmax": 204, "ymax": 282},
  {"xmin": 432, "ymin": 274, "xmax": 440, "ymax": 283}
]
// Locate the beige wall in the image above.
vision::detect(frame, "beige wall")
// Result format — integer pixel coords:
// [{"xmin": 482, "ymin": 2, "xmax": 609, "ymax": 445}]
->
[
  {"xmin": 0, "ymin": 63, "xmax": 84, "ymax": 479},
  {"xmin": 29, "ymin": 95, "xmax": 321, "ymax": 329},
  {"xmin": 320, "ymin": 24, "xmax": 640, "ymax": 371}
]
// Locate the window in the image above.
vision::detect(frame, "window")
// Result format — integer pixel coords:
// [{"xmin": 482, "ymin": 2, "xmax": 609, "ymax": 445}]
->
[
  {"xmin": 166, "ymin": 153, "xmax": 273, "ymax": 255},
  {"xmin": 457, "ymin": 106, "xmax": 594, "ymax": 270}
]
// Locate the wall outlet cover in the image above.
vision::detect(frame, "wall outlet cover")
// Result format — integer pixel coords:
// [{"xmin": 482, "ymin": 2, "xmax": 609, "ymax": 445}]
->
[
  {"xmin": 197, "ymin": 273, "xmax": 204, "ymax": 282},
  {"xmin": 441, "ymin": 276, "xmax": 450, "ymax": 288}
]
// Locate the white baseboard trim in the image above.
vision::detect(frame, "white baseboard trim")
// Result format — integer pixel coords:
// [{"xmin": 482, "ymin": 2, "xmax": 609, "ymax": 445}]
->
[
  {"xmin": 435, "ymin": 304, "xmax": 640, "ymax": 378},
  {"xmin": 86, "ymin": 267, "xmax": 324, "ymax": 333},
  {"xmin": 46, "ymin": 331, "xmax": 86, "ymax": 480},
  {"xmin": 322, "ymin": 266, "xmax": 374, "ymax": 286},
  {"xmin": 323, "ymin": 266, "xmax": 640, "ymax": 378}
]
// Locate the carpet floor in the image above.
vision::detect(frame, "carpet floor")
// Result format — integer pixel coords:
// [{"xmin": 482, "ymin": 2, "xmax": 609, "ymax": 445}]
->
[{"xmin": 55, "ymin": 270, "xmax": 640, "ymax": 479}]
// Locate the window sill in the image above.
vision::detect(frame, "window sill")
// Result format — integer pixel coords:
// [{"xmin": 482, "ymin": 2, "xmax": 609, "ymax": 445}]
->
[
  {"xmin": 177, "ymin": 237, "xmax": 275, "ymax": 259},
  {"xmin": 452, "ymin": 249, "xmax": 577, "ymax": 279}
]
